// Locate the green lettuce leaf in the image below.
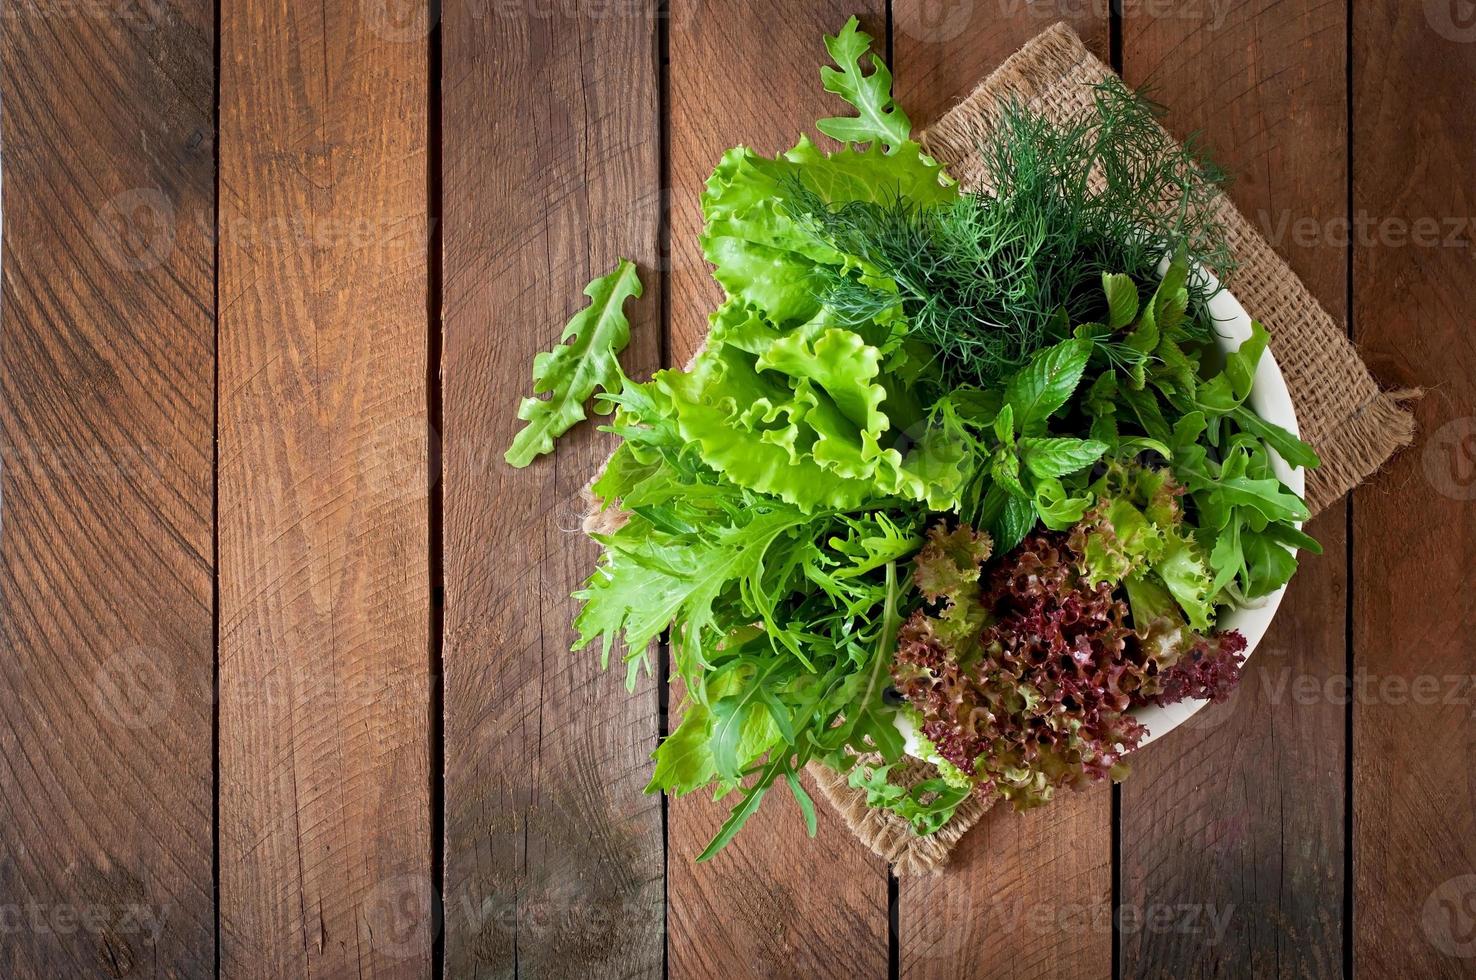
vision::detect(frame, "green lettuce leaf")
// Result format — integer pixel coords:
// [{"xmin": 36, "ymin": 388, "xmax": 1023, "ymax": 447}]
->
[
  {"xmin": 654, "ymin": 323, "xmax": 965, "ymax": 512},
  {"xmin": 701, "ymin": 138, "xmax": 952, "ymax": 325}
]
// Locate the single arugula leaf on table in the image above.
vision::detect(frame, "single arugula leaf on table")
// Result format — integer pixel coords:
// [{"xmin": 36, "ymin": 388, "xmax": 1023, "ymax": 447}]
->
[
  {"xmin": 817, "ymin": 16, "xmax": 913, "ymax": 153},
  {"xmin": 505, "ymin": 259, "xmax": 642, "ymax": 467}
]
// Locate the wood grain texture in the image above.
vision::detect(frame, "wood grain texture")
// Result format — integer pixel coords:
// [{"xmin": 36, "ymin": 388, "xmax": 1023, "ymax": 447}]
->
[
  {"xmin": 216, "ymin": 2, "xmax": 432, "ymax": 975},
  {"xmin": 440, "ymin": 3, "xmax": 665, "ymax": 978},
  {"xmin": 892, "ymin": 9, "xmax": 1113, "ymax": 979},
  {"xmin": 1118, "ymin": 3, "xmax": 1349, "ymax": 976},
  {"xmin": 665, "ymin": 4, "xmax": 890, "ymax": 977},
  {"xmin": 902, "ymin": 787, "xmax": 1113, "ymax": 980},
  {"xmin": 0, "ymin": 4, "xmax": 215, "ymax": 977},
  {"xmin": 893, "ymin": 0, "xmax": 1108, "ymax": 130},
  {"xmin": 1352, "ymin": 3, "xmax": 1476, "ymax": 976}
]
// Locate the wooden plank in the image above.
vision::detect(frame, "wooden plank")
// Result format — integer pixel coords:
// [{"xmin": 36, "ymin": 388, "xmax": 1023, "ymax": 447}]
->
[
  {"xmin": 0, "ymin": 5, "xmax": 215, "ymax": 976},
  {"xmin": 891, "ymin": 9, "xmax": 1114, "ymax": 979},
  {"xmin": 893, "ymin": 2, "xmax": 1108, "ymax": 129},
  {"xmin": 1352, "ymin": 4, "xmax": 1476, "ymax": 976},
  {"xmin": 1115, "ymin": 3, "xmax": 1350, "ymax": 976},
  {"xmin": 440, "ymin": 3, "xmax": 665, "ymax": 978},
  {"xmin": 216, "ymin": 3, "xmax": 432, "ymax": 974},
  {"xmin": 665, "ymin": 4, "xmax": 891, "ymax": 977}
]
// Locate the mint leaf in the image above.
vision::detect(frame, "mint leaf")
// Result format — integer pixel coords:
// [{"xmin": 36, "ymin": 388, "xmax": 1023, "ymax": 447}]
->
[
  {"xmin": 817, "ymin": 17, "xmax": 912, "ymax": 153},
  {"xmin": 1103, "ymin": 272, "xmax": 1139, "ymax": 329},
  {"xmin": 982, "ymin": 484, "xmax": 1037, "ymax": 553},
  {"xmin": 1003, "ymin": 339, "xmax": 1092, "ymax": 434},
  {"xmin": 506, "ymin": 259, "xmax": 642, "ymax": 467},
  {"xmin": 1019, "ymin": 436, "xmax": 1108, "ymax": 479},
  {"xmin": 993, "ymin": 402, "xmax": 1015, "ymax": 445},
  {"xmin": 1152, "ymin": 250, "xmax": 1190, "ymax": 335}
]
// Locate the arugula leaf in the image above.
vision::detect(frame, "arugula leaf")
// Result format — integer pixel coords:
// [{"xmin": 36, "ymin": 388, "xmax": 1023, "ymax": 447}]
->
[
  {"xmin": 817, "ymin": 17, "xmax": 913, "ymax": 153},
  {"xmin": 709, "ymin": 658, "xmax": 790, "ymax": 779},
  {"xmin": 785, "ymin": 770, "xmax": 819, "ymax": 838},
  {"xmin": 697, "ymin": 757, "xmax": 783, "ymax": 861},
  {"xmin": 506, "ymin": 259, "xmax": 642, "ymax": 467},
  {"xmin": 1230, "ymin": 405, "xmax": 1321, "ymax": 470},
  {"xmin": 847, "ymin": 763, "xmax": 969, "ymax": 835},
  {"xmin": 1241, "ymin": 529, "xmax": 1301, "ymax": 597},
  {"xmin": 1197, "ymin": 320, "xmax": 1269, "ymax": 414}
]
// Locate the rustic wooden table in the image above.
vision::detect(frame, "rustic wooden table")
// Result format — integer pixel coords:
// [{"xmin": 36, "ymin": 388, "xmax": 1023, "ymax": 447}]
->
[{"xmin": 1, "ymin": 1, "xmax": 1470, "ymax": 977}]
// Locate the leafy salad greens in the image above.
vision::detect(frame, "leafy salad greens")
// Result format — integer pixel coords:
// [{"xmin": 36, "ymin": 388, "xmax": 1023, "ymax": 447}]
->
[{"xmin": 505, "ymin": 18, "xmax": 1321, "ymax": 859}]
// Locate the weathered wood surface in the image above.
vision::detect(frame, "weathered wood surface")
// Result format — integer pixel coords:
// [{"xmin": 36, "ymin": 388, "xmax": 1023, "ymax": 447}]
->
[
  {"xmin": 441, "ymin": 2, "xmax": 665, "ymax": 978},
  {"xmin": 217, "ymin": 2, "xmax": 432, "ymax": 975},
  {"xmin": 1117, "ymin": 3, "xmax": 1350, "ymax": 977},
  {"xmin": 1353, "ymin": 3, "xmax": 1476, "ymax": 978},
  {"xmin": 2, "ymin": 3, "xmax": 1469, "ymax": 978},
  {"xmin": 665, "ymin": 3, "xmax": 891, "ymax": 978},
  {"xmin": 0, "ymin": 3, "xmax": 216, "ymax": 977}
]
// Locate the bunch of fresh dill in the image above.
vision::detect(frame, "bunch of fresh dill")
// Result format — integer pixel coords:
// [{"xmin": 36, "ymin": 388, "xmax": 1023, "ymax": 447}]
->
[{"xmin": 787, "ymin": 79, "xmax": 1236, "ymax": 387}]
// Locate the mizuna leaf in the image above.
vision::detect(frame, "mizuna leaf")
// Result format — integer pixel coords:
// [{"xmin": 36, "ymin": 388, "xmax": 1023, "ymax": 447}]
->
[
  {"xmin": 506, "ymin": 259, "xmax": 642, "ymax": 467},
  {"xmin": 647, "ymin": 703, "xmax": 716, "ymax": 796}
]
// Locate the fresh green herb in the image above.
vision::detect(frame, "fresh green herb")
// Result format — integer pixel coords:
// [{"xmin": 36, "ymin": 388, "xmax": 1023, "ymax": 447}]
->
[
  {"xmin": 506, "ymin": 18, "xmax": 1323, "ymax": 859},
  {"xmin": 505, "ymin": 259, "xmax": 643, "ymax": 467}
]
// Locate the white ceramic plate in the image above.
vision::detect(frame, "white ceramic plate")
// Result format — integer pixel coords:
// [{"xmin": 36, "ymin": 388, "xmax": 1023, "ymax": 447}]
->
[
  {"xmin": 898, "ymin": 270, "xmax": 1305, "ymax": 754},
  {"xmin": 1134, "ymin": 271, "xmax": 1304, "ymax": 746}
]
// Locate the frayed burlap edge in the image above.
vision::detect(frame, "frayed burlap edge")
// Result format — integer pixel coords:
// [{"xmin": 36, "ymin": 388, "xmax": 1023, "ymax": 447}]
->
[
  {"xmin": 580, "ymin": 21, "xmax": 1418, "ymax": 876},
  {"xmin": 804, "ymin": 759, "xmax": 995, "ymax": 877}
]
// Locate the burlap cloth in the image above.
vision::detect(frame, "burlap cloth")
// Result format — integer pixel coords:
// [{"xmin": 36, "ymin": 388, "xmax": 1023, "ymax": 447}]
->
[{"xmin": 585, "ymin": 22, "xmax": 1417, "ymax": 876}]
